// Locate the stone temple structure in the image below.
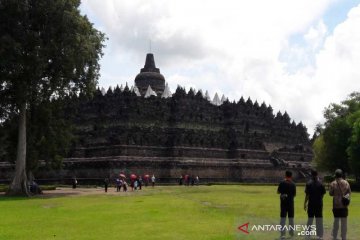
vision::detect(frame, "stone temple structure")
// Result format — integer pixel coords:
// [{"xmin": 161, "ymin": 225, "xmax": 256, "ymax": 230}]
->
[
  {"xmin": 0, "ymin": 53, "xmax": 313, "ymax": 184},
  {"xmin": 134, "ymin": 53, "xmax": 165, "ymax": 96}
]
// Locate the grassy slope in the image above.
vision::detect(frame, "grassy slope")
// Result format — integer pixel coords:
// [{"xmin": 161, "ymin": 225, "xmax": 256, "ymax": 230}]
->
[{"xmin": 0, "ymin": 185, "xmax": 359, "ymax": 240}]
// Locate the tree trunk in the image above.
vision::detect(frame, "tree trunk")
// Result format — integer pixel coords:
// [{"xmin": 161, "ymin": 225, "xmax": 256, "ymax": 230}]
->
[{"xmin": 7, "ymin": 102, "xmax": 29, "ymax": 196}]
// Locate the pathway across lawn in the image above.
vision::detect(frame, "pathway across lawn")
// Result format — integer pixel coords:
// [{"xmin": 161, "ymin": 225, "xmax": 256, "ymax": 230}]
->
[{"xmin": 0, "ymin": 185, "xmax": 359, "ymax": 240}]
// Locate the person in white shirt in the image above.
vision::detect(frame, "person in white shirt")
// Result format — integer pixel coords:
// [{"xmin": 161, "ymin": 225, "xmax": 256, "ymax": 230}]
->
[{"xmin": 151, "ymin": 174, "xmax": 156, "ymax": 187}]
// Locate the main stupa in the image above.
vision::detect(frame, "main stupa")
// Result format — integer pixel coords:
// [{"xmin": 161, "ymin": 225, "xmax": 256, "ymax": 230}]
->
[{"xmin": 134, "ymin": 53, "xmax": 165, "ymax": 96}]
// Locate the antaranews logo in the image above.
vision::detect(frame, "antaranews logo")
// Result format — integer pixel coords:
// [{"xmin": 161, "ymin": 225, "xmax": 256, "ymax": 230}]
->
[
  {"xmin": 237, "ymin": 222, "xmax": 316, "ymax": 236},
  {"xmin": 238, "ymin": 222, "xmax": 250, "ymax": 234}
]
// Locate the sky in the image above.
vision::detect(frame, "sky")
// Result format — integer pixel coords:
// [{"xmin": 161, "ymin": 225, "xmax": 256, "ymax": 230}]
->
[{"xmin": 80, "ymin": 0, "xmax": 360, "ymax": 135}]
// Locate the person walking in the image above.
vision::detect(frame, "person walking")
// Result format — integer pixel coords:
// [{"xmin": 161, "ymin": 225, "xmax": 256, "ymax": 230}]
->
[
  {"xmin": 119, "ymin": 179, "xmax": 123, "ymax": 191},
  {"xmin": 123, "ymin": 180, "xmax": 128, "ymax": 192},
  {"xmin": 130, "ymin": 179, "xmax": 135, "ymax": 191},
  {"xmin": 116, "ymin": 178, "xmax": 121, "ymax": 192},
  {"xmin": 304, "ymin": 170, "xmax": 326, "ymax": 239},
  {"xmin": 104, "ymin": 178, "xmax": 109, "ymax": 193},
  {"xmin": 144, "ymin": 175, "xmax": 149, "ymax": 187},
  {"xmin": 138, "ymin": 176, "xmax": 143, "ymax": 190},
  {"xmin": 184, "ymin": 175, "xmax": 189, "ymax": 186},
  {"xmin": 195, "ymin": 176, "xmax": 199, "ymax": 186},
  {"xmin": 329, "ymin": 169, "xmax": 351, "ymax": 240},
  {"xmin": 72, "ymin": 177, "xmax": 77, "ymax": 189},
  {"xmin": 179, "ymin": 175, "xmax": 183, "ymax": 185},
  {"xmin": 190, "ymin": 176, "xmax": 195, "ymax": 186},
  {"xmin": 151, "ymin": 174, "xmax": 156, "ymax": 187},
  {"xmin": 277, "ymin": 170, "xmax": 296, "ymax": 239},
  {"xmin": 134, "ymin": 178, "xmax": 138, "ymax": 190}
]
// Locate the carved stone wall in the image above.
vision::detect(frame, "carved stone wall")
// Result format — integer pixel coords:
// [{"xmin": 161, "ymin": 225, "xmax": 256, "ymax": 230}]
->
[
  {"xmin": 0, "ymin": 86, "xmax": 313, "ymax": 183},
  {"xmin": 21, "ymin": 157, "xmax": 308, "ymax": 184}
]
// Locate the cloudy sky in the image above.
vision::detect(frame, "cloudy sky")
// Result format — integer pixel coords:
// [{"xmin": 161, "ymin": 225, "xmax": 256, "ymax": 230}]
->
[{"xmin": 80, "ymin": 0, "xmax": 360, "ymax": 134}]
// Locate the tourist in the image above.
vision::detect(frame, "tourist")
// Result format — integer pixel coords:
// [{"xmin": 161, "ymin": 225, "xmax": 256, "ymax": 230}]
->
[
  {"xmin": 72, "ymin": 177, "xmax": 77, "ymax": 189},
  {"xmin": 138, "ymin": 176, "xmax": 143, "ymax": 190},
  {"xmin": 184, "ymin": 175, "xmax": 189, "ymax": 186},
  {"xmin": 119, "ymin": 179, "xmax": 123, "ymax": 191},
  {"xmin": 134, "ymin": 178, "xmax": 138, "ymax": 190},
  {"xmin": 29, "ymin": 180, "xmax": 42, "ymax": 195},
  {"xmin": 130, "ymin": 179, "xmax": 134, "ymax": 191},
  {"xmin": 144, "ymin": 175, "xmax": 149, "ymax": 187},
  {"xmin": 191, "ymin": 176, "xmax": 195, "ymax": 186},
  {"xmin": 195, "ymin": 176, "xmax": 199, "ymax": 185},
  {"xmin": 151, "ymin": 174, "xmax": 156, "ymax": 187},
  {"xmin": 123, "ymin": 181, "xmax": 128, "ymax": 192},
  {"xmin": 277, "ymin": 170, "xmax": 296, "ymax": 239},
  {"xmin": 179, "ymin": 175, "xmax": 183, "ymax": 185},
  {"xmin": 116, "ymin": 178, "xmax": 121, "ymax": 192},
  {"xmin": 329, "ymin": 169, "xmax": 351, "ymax": 240},
  {"xmin": 304, "ymin": 170, "xmax": 326, "ymax": 239},
  {"xmin": 104, "ymin": 178, "xmax": 109, "ymax": 193}
]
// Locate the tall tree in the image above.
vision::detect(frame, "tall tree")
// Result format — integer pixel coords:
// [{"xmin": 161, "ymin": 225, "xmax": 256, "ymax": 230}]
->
[
  {"xmin": 346, "ymin": 109, "xmax": 360, "ymax": 181},
  {"xmin": 313, "ymin": 92, "xmax": 360, "ymax": 180},
  {"xmin": 0, "ymin": 0, "xmax": 105, "ymax": 195},
  {"xmin": 0, "ymin": 98, "xmax": 75, "ymax": 172}
]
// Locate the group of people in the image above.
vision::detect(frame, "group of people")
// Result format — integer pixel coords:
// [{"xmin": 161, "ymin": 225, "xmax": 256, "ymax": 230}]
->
[
  {"xmin": 107, "ymin": 174, "xmax": 156, "ymax": 192},
  {"xmin": 179, "ymin": 175, "xmax": 200, "ymax": 186},
  {"xmin": 114, "ymin": 178, "xmax": 127, "ymax": 192},
  {"xmin": 278, "ymin": 169, "xmax": 351, "ymax": 240}
]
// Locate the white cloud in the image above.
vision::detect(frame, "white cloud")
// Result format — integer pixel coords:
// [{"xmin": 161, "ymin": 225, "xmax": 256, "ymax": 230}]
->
[
  {"xmin": 310, "ymin": 5, "xmax": 360, "ymax": 119},
  {"xmin": 80, "ymin": 0, "xmax": 360, "ymax": 135},
  {"xmin": 304, "ymin": 20, "xmax": 328, "ymax": 50}
]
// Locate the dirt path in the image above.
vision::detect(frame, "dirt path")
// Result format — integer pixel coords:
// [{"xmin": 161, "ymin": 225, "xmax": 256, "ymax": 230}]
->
[
  {"xmin": 0, "ymin": 187, "xmax": 141, "ymax": 198},
  {"xmin": 40, "ymin": 187, "xmax": 139, "ymax": 198}
]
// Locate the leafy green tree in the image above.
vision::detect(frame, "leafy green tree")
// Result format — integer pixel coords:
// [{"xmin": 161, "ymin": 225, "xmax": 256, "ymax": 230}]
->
[
  {"xmin": 28, "ymin": 99, "xmax": 75, "ymax": 170},
  {"xmin": 315, "ymin": 118, "xmax": 351, "ymax": 171},
  {"xmin": 0, "ymin": 0, "xmax": 105, "ymax": 195},
  {"xmin": 1, "ymin": 98, "xmax": 75, "ymax": 171},
  {"xmin": 313, "ymin": 135, "xmax": 326, "ymax": 169},
  {"xmin": 346, "ymin": 110, "xmax": 360, "ymax": 181},
  {"xmin": 313, "ymin": 92, "xmax": 360, "ymax": 180}
]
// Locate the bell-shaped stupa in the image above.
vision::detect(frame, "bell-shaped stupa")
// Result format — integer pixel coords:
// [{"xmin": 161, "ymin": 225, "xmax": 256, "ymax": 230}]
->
[{"xmin": 134, "ymin": 53, "xmax": 165, "ymax": 96}]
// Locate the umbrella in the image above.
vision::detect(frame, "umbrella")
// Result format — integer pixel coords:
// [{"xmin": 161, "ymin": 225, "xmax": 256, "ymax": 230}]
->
[
  {"xmin": 130, "ymin": 174, "xmax": 137, "ymax": 179},
  {"xmin": 144, "ymin": 174, "xmax": 150, "ymax": 178},
  {"xmin": 119, "ymin": 173, "xmax": 126, "ymax": 178}
]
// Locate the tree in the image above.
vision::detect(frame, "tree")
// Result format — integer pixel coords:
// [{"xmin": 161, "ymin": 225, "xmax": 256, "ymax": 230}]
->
[
  {"xmin": 1, "ymin": 98, "xmax": 75, "ymax": 170},
  {"xmin": 313, "ymin": 118, "xmax": 351, "ymax": 172},
  {"xmin": 346, "ymin": 110, "xmax": 360, "ymax": 181},
  {"xmin": 0, "ymin": 0, "xmax": 105, "ymax": 195},
  {"xmin": 313, "ymin": 92, "xmax": 360, "ymax": 180}
]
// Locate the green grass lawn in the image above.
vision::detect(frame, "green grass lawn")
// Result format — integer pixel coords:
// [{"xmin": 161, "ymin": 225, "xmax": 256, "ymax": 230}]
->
[{"xmin": 0, "ymin": 185, "xmax": 359, "ymax": 240}]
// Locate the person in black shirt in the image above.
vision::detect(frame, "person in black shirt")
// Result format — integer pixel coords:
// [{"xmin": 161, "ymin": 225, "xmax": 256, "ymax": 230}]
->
[
  {"xmin": 277, "ymin": 170, "xmax": 296, "ymax": 239},
  {"xmin": 104, "ymin": 178, "xmax": 109, "ymax": 193},
  {"xmin": 304, "ymin": 170, "xmax": 326, "ymax": 239}
]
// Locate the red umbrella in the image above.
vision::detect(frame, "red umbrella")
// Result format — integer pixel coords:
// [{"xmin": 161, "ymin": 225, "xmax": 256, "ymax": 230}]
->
[
  {"xmin": 119, "ymin": 173, "xmax": 126, "ymax": 178},
  {"xmin": 144, "ymin": 174, "xmax": 150, "ymax": 178},
  {"xmin": 130, "ymin": 174, "xmax": 137, "ymax": 179}
]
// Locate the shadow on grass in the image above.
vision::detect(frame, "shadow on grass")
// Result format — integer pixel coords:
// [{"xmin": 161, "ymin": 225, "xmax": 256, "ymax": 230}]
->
[
  {"xmin": 0, "ymin": 194, "xmax": 29, "ymax": 201},
  {"xmin": 0, "ymin": 189, "xmax": 82, "ymax": 201}
]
